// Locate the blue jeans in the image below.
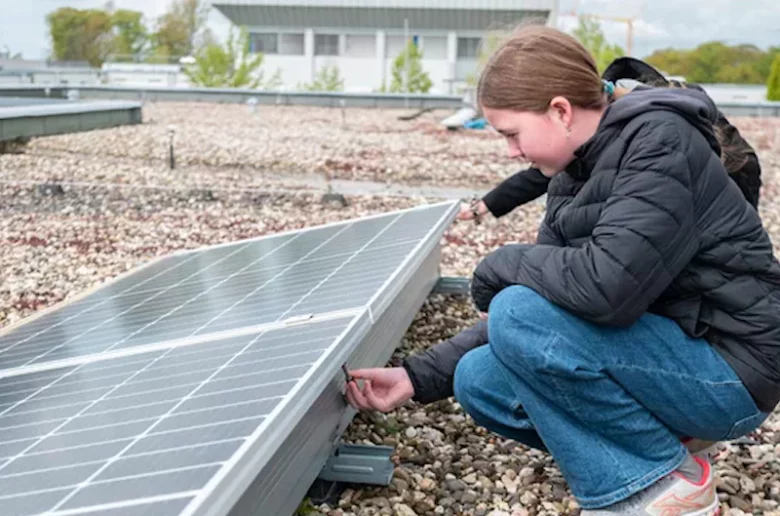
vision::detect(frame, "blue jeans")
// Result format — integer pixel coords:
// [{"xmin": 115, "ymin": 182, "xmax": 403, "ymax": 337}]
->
[{"xmin": 453, "ymin": 286, "xmax": 769, "ymax": 509}]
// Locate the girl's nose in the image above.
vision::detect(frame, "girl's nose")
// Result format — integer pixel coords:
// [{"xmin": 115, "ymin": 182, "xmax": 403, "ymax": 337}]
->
[{"xmin": 508, "ymin": 144, "xmax": 524, "ymax": 160}]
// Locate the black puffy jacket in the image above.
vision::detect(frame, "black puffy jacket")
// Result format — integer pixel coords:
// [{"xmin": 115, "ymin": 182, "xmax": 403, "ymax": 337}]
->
[
  {"xmin": 481, "ymin": 71, "xmax": 762, "ymax": 218},
  {"xmin": 404, "ymin": 88, "xmax": 780, "ymax": 413},
  {"xmin": 483, "ymin": 107, "xmax": 762, "ymax": 218}
]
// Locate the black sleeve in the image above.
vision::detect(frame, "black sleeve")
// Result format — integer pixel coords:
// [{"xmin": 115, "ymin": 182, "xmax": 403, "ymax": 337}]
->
[
  {"xmin": 401, "ymin": 320, "xmax": 488, "ymax": 404},
  {"xmin": 471, "ymin": 120, "xmax": 700, "ymax": 327},
  {"xmin": 713, "ymin": 111, "xmax": 762, "ymax": 209},
  {"xmin": 688, "ymin": 83, "xmax": 761, "ymax": 208},
  {"xmin": 482, "ymin": 167, "xmax": 550, "ymax": 218},
  {"xmin": 730, "ymin": 152, "xmax": 762, "ymax": 209}
]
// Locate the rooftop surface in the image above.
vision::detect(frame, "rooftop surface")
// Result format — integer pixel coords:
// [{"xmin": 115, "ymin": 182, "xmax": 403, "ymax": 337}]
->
[{"xmin": 1, "ymin": 102, "xmax": 778, "ymax": 516}]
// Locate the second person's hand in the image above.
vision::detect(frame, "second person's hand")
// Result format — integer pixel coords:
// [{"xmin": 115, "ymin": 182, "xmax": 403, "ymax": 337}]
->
[{"xmin": 457, "ymin": 199, "xmax": 489, "ymax": 221}]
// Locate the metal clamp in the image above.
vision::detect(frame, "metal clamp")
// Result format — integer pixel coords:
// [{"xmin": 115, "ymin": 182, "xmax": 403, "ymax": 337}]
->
[
  {"xmin": 317, "ymin": 443, "xmax": 394, "ymax": 485},
  {"xmin": 431, "ymin": 276, "xmax": 471, "ymax": 295}
]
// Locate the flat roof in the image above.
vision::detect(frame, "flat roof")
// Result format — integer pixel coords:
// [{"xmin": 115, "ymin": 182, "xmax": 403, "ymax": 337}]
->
[
  {"xmin": 215, "ymin": 7, "xmax": 552, "ymax": 32},
  {"xmin": 214, "ymin": 0, "xmax": 556, "ymax": 10},
  {"xmin": 214, "ymin": 0, "xmax": 555, "ymax": 31}
]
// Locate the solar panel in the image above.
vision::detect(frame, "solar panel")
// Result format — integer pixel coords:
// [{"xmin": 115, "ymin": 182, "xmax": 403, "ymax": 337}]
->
[
  {"xmin": 0, "ymin": 203, "xmax": 451, "ymax": 370},
  {"xmin": 0, "ymin": 98, "xmax": 67, "ymax": 107},
  {"xmin": 0, "ymin": 319, "xmax": 351, "ymax": 515},
  {"xmin": 0, "ymin": 99, "xmax": 141, "ymax": 120},
  {"xmin": 0, "ymin": 201, "xmax": 458, "ymax": 516},
  {"xmin": 0, "ymin": 96, "xmax": 142, "ymax": 143}
]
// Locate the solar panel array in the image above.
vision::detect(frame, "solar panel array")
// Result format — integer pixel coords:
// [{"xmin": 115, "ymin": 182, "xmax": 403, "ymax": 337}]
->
[
  {"xmin": 0, "ymin": 202, "xmax": 457, "ymax": 515},
  {"xmin": 0, "ymin": 98, "xmax": 67, "ymax": 108},
  {"xmin": 0, "ymin": 98, "xmax": 142, "ymax": 120}
]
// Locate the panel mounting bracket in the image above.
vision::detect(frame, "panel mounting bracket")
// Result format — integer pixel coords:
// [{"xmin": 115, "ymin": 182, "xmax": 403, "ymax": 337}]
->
[
  {"xmin": 431, "ymin": 276, "xmax": 471, "ymax": 295},
  {"xmin": 317, "ymin": 443, "xmax": 395, "ymax": 485}
]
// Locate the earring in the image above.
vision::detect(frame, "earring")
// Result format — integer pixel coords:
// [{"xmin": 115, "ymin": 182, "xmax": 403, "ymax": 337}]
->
[{"xmin": 565, "ymin": 127, "xmax": 571, "ymax": 139}]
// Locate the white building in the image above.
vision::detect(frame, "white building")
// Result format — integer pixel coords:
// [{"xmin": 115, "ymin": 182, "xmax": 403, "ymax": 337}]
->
[{"xmin": 212, "ymin": 0, "xmax": 559, "ymax": 94}]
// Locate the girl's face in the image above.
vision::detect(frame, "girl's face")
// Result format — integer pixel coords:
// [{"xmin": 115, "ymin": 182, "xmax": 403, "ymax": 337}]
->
[{"xmin": 483, "ymin": 98, "xmax": 579, "ymax": 178}]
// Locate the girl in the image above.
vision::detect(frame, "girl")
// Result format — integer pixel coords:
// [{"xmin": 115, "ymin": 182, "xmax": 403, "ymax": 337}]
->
[
  {"xmin": 346, "ymin": 26, "xmax": 780, "ymax": 515},
  {"xmin": 460, "ymin": 56, "xmax": 762, "ymax": 223}
]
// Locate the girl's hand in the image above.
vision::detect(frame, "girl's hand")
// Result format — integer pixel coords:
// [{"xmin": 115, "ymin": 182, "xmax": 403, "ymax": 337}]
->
[{"xmin": 344, "ymin": 367, "xmax": 415, "ymax": 412}]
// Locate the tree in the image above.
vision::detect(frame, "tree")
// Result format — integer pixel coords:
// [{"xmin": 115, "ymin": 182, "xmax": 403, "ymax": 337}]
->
[
  {"xmin": 151, "ymin": 0, "xmax": 209, "ymax": 60},
  {"xmin": 389, "ymin": 40, "xmax": 432, "ymax": 93},
  {"xmin": 184, "ymin": 27, "xmax": 281, "ymax": 89},
  {"xmin": 645, "ymin": 48, "xmax": 687, "ymax": 78},
  {"xmin": 715, "ymin": 62, "xmax": 763, "ymax": 84},
  {"xmin": 299, "ymin": 65, "xmax": 344, "ymax": 92},
  {"xmin": 646, "ymin": 42, "xmax": 779, "ymax": 85},
  {"xmin": 111, "ymin": 9, "xmax": 148, "ymax": 60},
  {"xmin": 757, "ymin": 47, "xmax": 780, "ymax": 81},
  {"xmin": 767, "ymin": 54, "xmax": 780, "ymax": 101},
  {"xmin": 572, "ymin": 16, "xmax": 625, "ymax": 74},
  {"xmin": 685, "ymin": 42, "xmax": 735, "ymax": 83},
  {"xmin": 47, "ymin": 7, "xmax": 114, "ymax": 66}
]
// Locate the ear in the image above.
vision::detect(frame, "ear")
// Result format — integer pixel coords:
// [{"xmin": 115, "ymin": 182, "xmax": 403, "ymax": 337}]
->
[{"xmin": 548, "ymin": 96, "xmax": 573, "ymax": 129}]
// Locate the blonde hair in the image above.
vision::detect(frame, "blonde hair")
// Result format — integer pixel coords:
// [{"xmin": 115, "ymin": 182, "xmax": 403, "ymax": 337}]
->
[{"xmin": 478, "ymin": 26, "xmax": 609, "ymax": 112}]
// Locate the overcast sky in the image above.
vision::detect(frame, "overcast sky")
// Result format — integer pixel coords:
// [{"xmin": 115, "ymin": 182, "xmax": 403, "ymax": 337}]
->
[{"xmin": 1, "ymin": 0, "xmax": 778, "ymax": 61}]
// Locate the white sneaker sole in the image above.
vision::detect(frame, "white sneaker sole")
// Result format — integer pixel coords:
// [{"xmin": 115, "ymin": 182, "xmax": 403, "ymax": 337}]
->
[{"xmin": 680, "ymin": 500, "xmax": 720, "ymax": 516}]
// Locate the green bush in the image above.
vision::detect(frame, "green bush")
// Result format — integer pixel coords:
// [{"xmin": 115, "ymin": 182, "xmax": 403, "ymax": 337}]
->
[
  {"xmin": 767, "ymin": 54, "xmax": 780, "ymax": 101},
  {"xmin": 185, "ymin": 27, "xmax": 281, "ymax": 89},
  {"xmin": 299, "ymin": 65, "xmax": 344, "ymax": 92},
  {"xmin": 389, "ymin": 40, "xmax": 432, "ymax": 93}
]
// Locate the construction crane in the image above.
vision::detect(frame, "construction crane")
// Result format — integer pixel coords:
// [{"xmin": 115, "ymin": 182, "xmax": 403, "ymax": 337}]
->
[{"xmin": 563, "ymin": 0, "xmax": 644, "ymax": 56}]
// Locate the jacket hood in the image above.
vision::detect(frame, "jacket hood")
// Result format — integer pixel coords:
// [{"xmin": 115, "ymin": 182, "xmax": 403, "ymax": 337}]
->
[
  {"xmin": 602, "ymin": 57, "xmax": 668, "ymax": 85},
  {"xmin": 599, "ymin": 88, "xmax": 721, "ymax": 155}
]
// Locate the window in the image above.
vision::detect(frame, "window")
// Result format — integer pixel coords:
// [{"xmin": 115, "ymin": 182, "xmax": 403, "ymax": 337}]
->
[
  {"xmin": 457, "ymin": 37, "xmax": 481, "ymax": 59},
  {"xmin": 250, "ymin": 33, "xmax": 278, "ymax": 54},
  {"xmin": 385, "ymin": 35, "xmax": 407, "ymax": 58},
  {"xmin": 344, "ymin": 34, "xmax": 376, "ymax": 58},
  {"xmin": 279, "ymin": 33, "xmax": 305, "ymax": 55},
  {"xmin": 315, "ymin": 34, "xmax": 340, "ymax": 56},
  {"xmin": 422, "ymin": 36, "xmax": 447, "ymax": 60}
]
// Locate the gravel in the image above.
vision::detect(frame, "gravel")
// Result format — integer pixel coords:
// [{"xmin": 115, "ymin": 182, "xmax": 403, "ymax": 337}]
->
[
  {"xmin": 22, "ymin": 102, "xmax": 517, "ymax": 189},
  {"xmin": 2, "ymin": 103, "xmax": 780, "ymax": 516}
]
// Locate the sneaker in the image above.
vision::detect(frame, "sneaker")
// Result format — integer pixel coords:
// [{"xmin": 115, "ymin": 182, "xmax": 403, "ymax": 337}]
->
[{"xmin": 582, "ymin": 455, "xmax": 720, "ymax": 516}]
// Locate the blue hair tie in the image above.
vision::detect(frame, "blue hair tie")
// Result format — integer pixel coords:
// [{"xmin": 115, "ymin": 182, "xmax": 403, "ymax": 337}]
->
[{"xmin": 602, "ymin": 79, "xmax": 615, "ymax": 98}]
